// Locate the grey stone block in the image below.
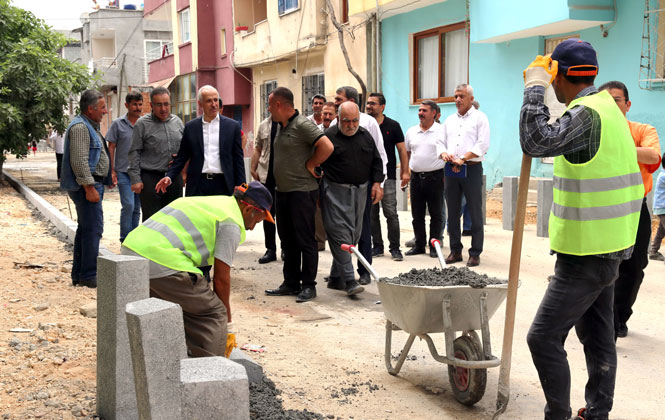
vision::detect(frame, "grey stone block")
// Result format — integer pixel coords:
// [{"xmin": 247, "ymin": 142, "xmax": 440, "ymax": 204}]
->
[
  {"xmin": 126, "ymin": 298, "xmax": 187, "ymax": 420},
  {"xmin": 180, "ymin": 357, "xmax": 249, "ymax": 420},
  {"xmin": 502, "ymin": 176, "xmax": 518, "ymax": 231},
  {"xmin": 537, "ymin": 179, "xmax": 553, "ymax": 238},
  {"xmin": 97, "ymin": 255, "xmax": 149, "ymax": 420},
  {"xmin": 229, "ymin": 347, "xmax": 263, "ymax": 384}
]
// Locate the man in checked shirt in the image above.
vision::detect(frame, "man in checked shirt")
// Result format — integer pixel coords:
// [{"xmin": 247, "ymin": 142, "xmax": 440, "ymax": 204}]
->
[{"xmin": 519, "ymin": 39, "xmax": 643, "ymax": 420}]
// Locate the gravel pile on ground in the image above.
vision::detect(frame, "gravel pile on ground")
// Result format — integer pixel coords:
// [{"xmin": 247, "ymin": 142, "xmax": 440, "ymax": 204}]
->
[
  {"xmin": 250, "ymin": 376, "xmax": 330, "ymax": 419},
  {"xmin": 382, "ymin": 267, "xmax": 506, "ymax": 288}
]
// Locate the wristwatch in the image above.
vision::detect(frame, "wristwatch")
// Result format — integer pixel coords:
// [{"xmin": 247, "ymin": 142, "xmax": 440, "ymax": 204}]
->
[{"xmin": 460, "ymin": 156, "xmax": 467, "ymax": 163}]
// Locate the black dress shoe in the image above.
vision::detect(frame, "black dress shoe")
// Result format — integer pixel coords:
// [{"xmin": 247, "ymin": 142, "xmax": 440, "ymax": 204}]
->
[
  {"xmin": 616, "ymin": 323, "xmax": 628, "ymax": 338},
  {"xmin": 466, "ymin": 255, "xmax": 480, "ymax": 267},
  {"xmin": 358, "ymin": 273, "xmax": 371, "ymax": 285},
  {"xmin": 265, "ymin": 284, "xmax": 300, "ymax": 296},
  {"xmin": 80, "ymin": 277, "xmax": 97, "ymax": 288},
  {"xmin": 296, "ymin": 286, "xmax": 317, "ymax": 302},
  {"xmin": 429, "ymin": 247, "xmax": 438, "ymax": 258},
  {"xmin": 405, "ymin": 247, "xmax": 426, "ymax": 256},
  {"xmin": 346, "ymin": 280, "xmax": 364, "ymax": 296},
  {"xmin": 390, "ymin": 249, "xmax": 403, "ymax": 261},
  {"xmin": 327, "ymin": 278, "xmax": 345, "ymax": 290},
  {"xmin": 445, "ymin": 252, "xmax": 463, "ymax": 264},
  {"xmin": 372, "ymin": 247, "xmax": 384, "ymax": 257},
  {"xmin": 258, "ymin": 250, "xmax": 277, "ymax": 264}
]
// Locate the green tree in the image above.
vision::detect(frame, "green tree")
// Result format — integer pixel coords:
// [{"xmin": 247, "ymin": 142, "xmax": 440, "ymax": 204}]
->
[{"xmin": 0, "ymin": 0, "xmax": 93, "ymax": 178}]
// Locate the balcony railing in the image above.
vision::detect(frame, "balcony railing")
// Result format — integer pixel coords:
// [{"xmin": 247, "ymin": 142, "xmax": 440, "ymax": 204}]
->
[{"xmin": 92, "ymin": 57, "xmax": 117, "ymax": 69}]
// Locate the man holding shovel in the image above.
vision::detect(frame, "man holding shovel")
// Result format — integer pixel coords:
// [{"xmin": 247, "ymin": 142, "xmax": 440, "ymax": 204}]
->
[{"xmin": 519, "ymin": 39, "xmax": 642, "ymax": 420}]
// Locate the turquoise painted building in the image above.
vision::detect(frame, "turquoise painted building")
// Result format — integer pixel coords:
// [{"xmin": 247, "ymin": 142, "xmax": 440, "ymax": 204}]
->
[{"xmin": 370, "ymin": 0, "xmax": 663, "ymax": 188}]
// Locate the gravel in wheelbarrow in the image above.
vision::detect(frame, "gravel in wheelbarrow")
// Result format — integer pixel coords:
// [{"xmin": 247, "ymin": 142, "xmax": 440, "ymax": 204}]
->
[{"xmin": 382, "ymin": 267, "xmax": 506, "ymax": 288}]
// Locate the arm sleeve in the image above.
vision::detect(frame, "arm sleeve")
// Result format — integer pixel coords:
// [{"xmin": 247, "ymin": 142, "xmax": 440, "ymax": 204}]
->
[
  {"xmin": 367, "ymin": 117, "xmax": 388, "ymax": 177},
  {"xmin": 106, "ymin": 121, "xmax": 119, "ymax": 144},
  {"xmin": 232, "ymin": 122, "xmax": 246, "ymax": 185},
  {"xmin": 128, "ymin": 121, "xmax": 144, "ymax": 184},
  {"xmin": 519, "ymin": 86, "xmax": 594, "ymax": 158},
  {"xmin": 69, "ymin": 124, "xmax": 95, "ymax": 186},
  {"xmin": 214, "ymin": 223, "xmax": 242, "ymax": 266},
  {"xmin": 469, "ymin": 113, "xmax": 490, "ymax": 157},
  {"xmin": 370, "ymin": 138, "xmax": 385, "ymax": 184}
]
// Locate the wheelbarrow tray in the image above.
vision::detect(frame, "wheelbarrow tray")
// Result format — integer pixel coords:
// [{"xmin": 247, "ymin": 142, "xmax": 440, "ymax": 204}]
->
[{"xmin": 377, "ymin": 281, "xmax": 508, "ymax": 334}]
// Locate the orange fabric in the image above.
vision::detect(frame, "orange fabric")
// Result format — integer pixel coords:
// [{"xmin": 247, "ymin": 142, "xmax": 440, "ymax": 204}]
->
[{"xmin": 629, "ymin": 120, "xmax": 661, "ymax": 196}]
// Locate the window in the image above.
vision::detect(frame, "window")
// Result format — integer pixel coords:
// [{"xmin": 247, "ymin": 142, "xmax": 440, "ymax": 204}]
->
[
  {"xmin": 170, "ymin": 73, "xmax": 197, "ymax": 123},
  {"xmin": 278, "ymin": 0, "xmax": 299, "ymax": 15},
  {"xmin": 179, "ymin": 8, "xmax": 190, "ymax": 44},
  {"xmin": 260, "ymin": 80, "xmax": 277, "ymax": 120},
  {"xmin": 302, "ymin": 74, "xmax": 325, "ymax": 115},
  {"xmin": 413, "ymin": 22, "xmax": 468, "ymax": 103},
  {"xmin": 220, "ymin": 28, "xmax": 227, "ymax": 56},
  {"xmin": 144, "ymin": 40, "xmax": 172, "ymax": 81}
]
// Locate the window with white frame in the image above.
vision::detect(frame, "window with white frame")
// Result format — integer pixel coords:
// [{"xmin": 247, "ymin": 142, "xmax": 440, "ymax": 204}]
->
[
  {"xmin": 302, "ymin": 73, "xmax": 325, "ymax": 115},
  {"xmin": 278, "ymin": 0, "xmax": 298, "ymax": 15},
  {"xmin": 413, "ymin": 22, "xmax": 468, "ymax": 103},
  {"xmin": 179, "ymin": 8, "xmax": 190, "ymax": 44},
  {"xmin": 144, "ymin": 40, "xmax": 171, "ymax": 82},
  {"xmin": 260, "ymin": 81, "xmax": 277, "ymax": 120}
]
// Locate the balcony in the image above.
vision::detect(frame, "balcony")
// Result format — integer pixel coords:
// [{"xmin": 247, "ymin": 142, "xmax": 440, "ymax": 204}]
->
[{"xmin": 349, "ymin": 0, "xmax": 443, "ymax": 20}]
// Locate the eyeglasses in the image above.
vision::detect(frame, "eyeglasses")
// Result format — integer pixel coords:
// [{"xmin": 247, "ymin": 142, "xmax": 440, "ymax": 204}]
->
[
  {"xmin": 366, "ymin": 101, "xmax": 379, "ymax": 106},
  {"xmin": 151, "ymin": 102, "xmax": 171, "ymax": 108}
]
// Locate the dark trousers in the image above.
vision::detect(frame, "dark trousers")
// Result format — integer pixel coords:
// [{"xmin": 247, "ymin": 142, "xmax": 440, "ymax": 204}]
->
[
  {"xmin": 371, "ymin": 179, "xmax": 400, "ymax": 252},
  {"xmin": 445, "ymin": 163, "xmax": 483, "ymax": 256},
  {"xmin": 139, "ymin": 170, "xmax": 183, "ymax": 221},
  {"xmin": 614, "ymin": 200, "xmax": 651, "ymax": 331},
  {"xmin": 68, "ymin": 183, "xmax": 104, "ymax": 282},
  {"xmin": 191, "ymin": 173, "xmax": 231, "ymax": 196},
  {"xmin": 263, "ymin": 174, "xmax": 277, "ymax": 252},
  {"xmin": 410, "ymin": 170, "xmax": 444, "ymax": 249},
  {"xmin": 357, "ymin": 186, "xmax": 373, "ymax": 276},
  {"xmin": 55, "ymin": 153, "xmax": 63, "ymax": 180},
  {"xmin": 650, "ymin": 214, "xmax": 665, "ymax": 254},
  {"xmin": 276, "ymin": 190, "xmax": 319, "ymax": 289},
  {"xmin": 527, "ymin": 254, "xmax": 620, "ymax": 420}
]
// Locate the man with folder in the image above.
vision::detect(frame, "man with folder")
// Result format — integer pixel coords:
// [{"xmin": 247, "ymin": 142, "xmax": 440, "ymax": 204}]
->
[{"xmin": 438, "ymin": 84, "xmax": 490, "ymax": 267}]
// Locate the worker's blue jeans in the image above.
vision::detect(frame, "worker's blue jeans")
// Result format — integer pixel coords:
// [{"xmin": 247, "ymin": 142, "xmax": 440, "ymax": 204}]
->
[
  {"xmin": 527, "ymin": 253, "xmax": 620, "ymax": 420},
  {"xmin": 116, "ymin": 171, "xmax": 140, "ymax": 242},
  {"xmin": 68, "ymin": 183, "xmax": 104, "ymax": 283}
]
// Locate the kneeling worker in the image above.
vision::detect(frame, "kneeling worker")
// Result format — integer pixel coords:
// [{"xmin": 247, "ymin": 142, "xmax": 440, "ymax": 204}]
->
[{"xmin": 122, "ymin": 181, "xmax": 274, "ymax": 357}]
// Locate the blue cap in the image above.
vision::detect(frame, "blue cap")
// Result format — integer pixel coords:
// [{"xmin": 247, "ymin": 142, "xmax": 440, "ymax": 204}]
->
[
  {"xmin": 244, "ymin": 181, "xmax": 273, "ymax": 212},
  {"xmin": 551, "ymin": 38, "xmax": 598, "ymax": 77}
]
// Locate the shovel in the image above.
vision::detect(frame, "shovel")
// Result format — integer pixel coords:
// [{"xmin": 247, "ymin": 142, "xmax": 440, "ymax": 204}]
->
[{"xmin": 492, "ymin": 154, "xmax": 532, "ymax": 419}]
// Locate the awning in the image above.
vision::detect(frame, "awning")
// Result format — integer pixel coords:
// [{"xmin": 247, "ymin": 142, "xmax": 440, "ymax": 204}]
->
[{"xmin": 133, "ymin": 76, "xmax": 176, "ymax": 89}]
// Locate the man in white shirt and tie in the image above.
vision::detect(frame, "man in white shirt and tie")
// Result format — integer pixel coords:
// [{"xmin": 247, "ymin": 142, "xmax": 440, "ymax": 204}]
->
[{"xmin": 439, "ymin": 84, "xmax": 490, "ymax": 267}]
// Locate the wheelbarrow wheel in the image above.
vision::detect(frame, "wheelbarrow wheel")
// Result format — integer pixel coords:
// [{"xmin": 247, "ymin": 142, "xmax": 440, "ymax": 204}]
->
[{"xmin": 447, "ymin": 335, "xmax": 487, "ymax": 406}]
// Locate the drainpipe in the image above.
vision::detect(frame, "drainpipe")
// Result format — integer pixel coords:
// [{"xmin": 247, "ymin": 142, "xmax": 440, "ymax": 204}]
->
[{"xmin": 375, "ymin": 0, "xmax": 381, "ymax": 92}]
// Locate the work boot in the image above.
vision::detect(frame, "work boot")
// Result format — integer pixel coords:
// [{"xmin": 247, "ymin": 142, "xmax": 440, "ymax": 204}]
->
[
  {"xmin": 390, "ymin": 249, "xmax": 403, "ymax": 261},
  {"xmin": 326, "ymin": 277, "xmax": 345, "ymax": 290},
  {"xmin": 358, "ymin": 273, "xmax": 371, "ymax": 285},
  {"xmin": 649, "ymin": 251, "xmax": 664, "ymax": 261},
  {"xmin": 405, "ymin": 237, "xmax": 416, "ymax": 248},
  {"xmin": 445, "ymin": 252, "xmax": 463, "ymax": 264},
  {"xmin": 258, "ymin": 249, "xmax": 277, "ymax": 264},
  {"xmin": 346, "ymin": 280, "xmax": 364, "ymax": 296},
  {"xmin": 296, "ymin": 286, "xmax": 316, "ymax": 303}
]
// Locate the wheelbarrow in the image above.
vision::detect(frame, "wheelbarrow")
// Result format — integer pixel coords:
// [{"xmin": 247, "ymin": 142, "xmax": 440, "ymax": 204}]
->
[{"xmin": 342, "ymin": 240, "xmax": 508, "ymax": 406}]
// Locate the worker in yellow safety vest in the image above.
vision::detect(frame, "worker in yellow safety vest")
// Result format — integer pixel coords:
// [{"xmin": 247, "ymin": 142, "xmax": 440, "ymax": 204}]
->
[
  {"xmin": 122, "ymin": 181, "xmax": 274, "ymax": 357},
  {"xmin": 519, "ymin": 39, "xmax": 642, "ymax": 420}
]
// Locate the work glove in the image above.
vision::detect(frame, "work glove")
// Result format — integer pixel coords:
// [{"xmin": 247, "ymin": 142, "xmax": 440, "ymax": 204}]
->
[
  {"xmin": 225, "ymin": 322, "xmax": 237, "ymax": 358},
  {"xmin": 523, "ymin": 55, "xmax": 558, "ymax": 88}
]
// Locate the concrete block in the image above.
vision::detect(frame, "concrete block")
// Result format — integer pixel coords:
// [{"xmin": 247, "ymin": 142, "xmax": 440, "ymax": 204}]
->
[
  {"xmin": 97, "ymin": 255, "xmax": 149, "ymax": 420},
  {"xmin": 537, "ymin": 179, "xmax": 553, "ymax": 238},
  {"xmin": 229, "ymin": 347, "xmax": 263, "ymax": 384},
  {"xmin": 502, "ymin": 176, "xmax": 518, "ymax": 231},
  {"xmin": 180, "ymin": 357, "xmax": 249, "ymax": 420},
  {"xmin": 126, "ymin": 298, "xmax": 187, "ymax": 420}
]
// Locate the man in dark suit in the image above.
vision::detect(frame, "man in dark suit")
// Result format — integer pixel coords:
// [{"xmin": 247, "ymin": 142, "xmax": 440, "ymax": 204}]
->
[{"xmin": 156, "ymin": 85, "xmax": 245, "ymax": 197}]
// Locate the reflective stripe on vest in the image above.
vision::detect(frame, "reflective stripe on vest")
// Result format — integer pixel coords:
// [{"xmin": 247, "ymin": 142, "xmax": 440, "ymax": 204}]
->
[
  {"xmin": 549, "ymin": 91, "xmax": 643, "ymax": 255},
  {"xmin": 122, "ymin": 196, "xmax": 246, "ymax": 274}
]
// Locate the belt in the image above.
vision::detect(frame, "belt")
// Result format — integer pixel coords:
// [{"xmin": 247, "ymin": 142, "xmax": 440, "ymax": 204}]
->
[
  {"xmin": 412, "ymin": 169, "xmax": 443, "ymax": 179},
  {"xmin": 203, "ymin": 173, "xmax": 223, "ymax": 180},
  {"xmin": 465, "ymin": 161, "xmax": 481, "ymax": 166},
  {"xmin": 92, "ymin": 174, "xmax": 105, "ymax": 182}
]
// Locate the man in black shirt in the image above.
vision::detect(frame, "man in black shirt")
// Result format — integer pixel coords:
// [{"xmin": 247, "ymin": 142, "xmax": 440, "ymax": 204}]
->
[
  {"xmin": 322, "ymin": 102, "xmax": 384, "ymax": 296},
  {"xmin": 365, "ymin": 93, "xmax": 409, "ymax": 261}
]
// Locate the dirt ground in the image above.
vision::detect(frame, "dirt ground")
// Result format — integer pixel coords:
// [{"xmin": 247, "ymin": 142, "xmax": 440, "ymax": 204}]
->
[{"xmin": 2, "ymin": 153, "xmax": 664, "ymax": 420}]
